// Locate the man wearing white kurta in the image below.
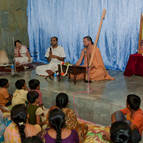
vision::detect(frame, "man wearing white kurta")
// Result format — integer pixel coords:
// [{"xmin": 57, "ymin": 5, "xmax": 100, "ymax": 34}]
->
[{"xmin": 36, "ymin": 37, "xmax": 66, "ymax": 77}]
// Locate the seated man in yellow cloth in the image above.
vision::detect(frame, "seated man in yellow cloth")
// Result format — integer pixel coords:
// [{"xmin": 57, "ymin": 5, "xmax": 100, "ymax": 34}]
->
[
  {"xmin": 75, "ymin": 36, "xmax": 114, "ymax": 81},
  {"xmin": 36, "ymin": 37, "xmax": 66, "ymax": 77},
  {"xmin": 14, "ymin": 40, "xmax": 32, "ymax": 65}
]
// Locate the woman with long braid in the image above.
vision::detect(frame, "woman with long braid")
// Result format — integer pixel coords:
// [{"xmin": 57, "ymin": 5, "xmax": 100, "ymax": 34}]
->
[
  {"xmin": 4, "ymin": 104, "xmax": 41, "ymax": 143},
  {"xmin": 56, "ymin": 93, "xmax": 88, "ymax": 143},
  {"xmin": 41, "ymin": 108, "xmax": 79, "ymax": 143}
]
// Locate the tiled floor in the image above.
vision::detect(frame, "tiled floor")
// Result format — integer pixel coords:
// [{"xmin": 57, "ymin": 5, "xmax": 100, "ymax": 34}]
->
[{"xmin": 1, "ymin": 69, "xmax": 143, "ymax": 125}]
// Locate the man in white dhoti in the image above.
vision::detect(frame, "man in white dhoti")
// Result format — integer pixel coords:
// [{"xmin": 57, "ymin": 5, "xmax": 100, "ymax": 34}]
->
[
  {"xmin": 36, "ymin": 37, "xmax": 66, "ymax": 77},
  {"xmin": 14, "ymin": 40, "xmax": 32, "ymax": 65}
]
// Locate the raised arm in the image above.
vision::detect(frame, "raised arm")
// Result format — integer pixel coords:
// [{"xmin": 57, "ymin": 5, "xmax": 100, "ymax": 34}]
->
[
  {"xmin": 76, "ymin": 49, "xmax": 85, "ymax": 66},
  {"xmin": 47, "ymin": 50, "xmax": 52, "ymax": 62},
  {"xmin": 45, "ymin": 48, "xmax": 51, "ymax": 62}
]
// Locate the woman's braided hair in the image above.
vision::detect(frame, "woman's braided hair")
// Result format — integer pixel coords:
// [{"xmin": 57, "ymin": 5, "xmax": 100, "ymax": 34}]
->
[
  {"xmin": 11, "ymin": 104, "xmax": 27, "ymax": 143},
  {"xmin": 49, "ymin": 108, "xmax": 65, "ymax": 143}
]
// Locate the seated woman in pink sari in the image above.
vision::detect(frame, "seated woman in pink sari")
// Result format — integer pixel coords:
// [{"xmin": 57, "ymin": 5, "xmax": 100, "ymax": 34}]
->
[
  {"xmin": 14, "ymin": 40, "xmax": 32, "ymax": 65},
  {"xmin": 75, "ymin": 36, "xmax": 114, "ymax": 81}
]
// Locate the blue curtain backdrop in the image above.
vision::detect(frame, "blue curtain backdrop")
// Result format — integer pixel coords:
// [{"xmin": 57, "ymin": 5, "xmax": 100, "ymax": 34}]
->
[{"xmin": 27, "ymin": 0, "xmax": 143, "ymax": 71}]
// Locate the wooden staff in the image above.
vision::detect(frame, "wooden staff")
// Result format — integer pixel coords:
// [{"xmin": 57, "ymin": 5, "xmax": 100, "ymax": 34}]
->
[
  {"xmin": 89, "ymin": 9, "xmax": 106, "ymax": 66},
  {"xmin": 138, "ymin": 14, "xmax": 143, "ymax": 53}
]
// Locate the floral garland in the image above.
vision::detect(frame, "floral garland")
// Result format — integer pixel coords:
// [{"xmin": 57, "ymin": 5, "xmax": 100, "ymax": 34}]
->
[{"xmin": 60, "ymin": 62, "xmax": 71, "ymax": 76}]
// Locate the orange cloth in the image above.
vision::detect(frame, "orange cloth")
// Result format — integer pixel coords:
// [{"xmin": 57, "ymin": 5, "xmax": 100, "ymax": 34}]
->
[
  {"xmin": 0, "ymin": 88, "xmax": 9, "ymax": 106},
  {"xmin": 75, "ymin": 47, "xmax": 114, "ymax": 81},
  {"xmin": 120, "ymin": 108, "xmax": 143, "ymax": 135},
  {"xmin": 138, "ymin": 45, "xmax": 143, "ymax": 54},
  {"xmin": 62, "ymin": 108, "xmax": 88, "ymax": 143}
]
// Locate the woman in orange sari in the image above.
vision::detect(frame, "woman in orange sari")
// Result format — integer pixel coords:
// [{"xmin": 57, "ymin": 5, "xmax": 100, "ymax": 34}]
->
[{"xmin": 75, "ymin": 36, "xmax": 114, "ymax": 81}]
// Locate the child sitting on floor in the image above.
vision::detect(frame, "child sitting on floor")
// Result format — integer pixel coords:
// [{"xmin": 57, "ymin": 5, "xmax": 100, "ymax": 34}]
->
[
  {"xmin": 29, "ymin": 79, "xmax": 48, "ymax": 128},
  {"xmin": 12, "ymin": 79, "xmax": 28, "ymax": 106},
  {"xmin": 27, "ymin": 91, "xmax": 39, "ymax": 125},
  {"xmin": 0, "ymin": 79, "xmax": 11, "ymax": 107},
  {"xmin": 111, "ymin": 94, "xmax": 142, "ymax": 143},
  {"xmin": 27, "ymin": 91, "xmax": 47, "ymax": 127},
  {"xmin": 28, "ymin": 79, "xmax": 43, "ymax": 105}
]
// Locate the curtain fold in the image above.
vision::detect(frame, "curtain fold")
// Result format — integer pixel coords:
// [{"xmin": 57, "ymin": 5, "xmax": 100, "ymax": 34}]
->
[{"xmin": 27, "ymin": 0, "xmax": 143, "ymax": 71}]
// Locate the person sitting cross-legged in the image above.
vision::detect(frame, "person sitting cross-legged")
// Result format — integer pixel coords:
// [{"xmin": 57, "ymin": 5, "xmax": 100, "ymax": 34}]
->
[
  {"xmin": 14, "ymin": 40, "xmax": 32, "ymax": 65},
  {"xmin": 111, "ymin": 94, "xmax": 142, "ymax": 143},
  {"xmin": 36, "ymin": 36, "xmax": 66, "ymax": 79}
]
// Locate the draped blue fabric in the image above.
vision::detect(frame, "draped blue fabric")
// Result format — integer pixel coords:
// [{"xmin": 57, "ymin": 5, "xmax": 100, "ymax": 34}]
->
[{"xmin": 27, "ymin": 0, "xmax": 143, "ymax": 71}]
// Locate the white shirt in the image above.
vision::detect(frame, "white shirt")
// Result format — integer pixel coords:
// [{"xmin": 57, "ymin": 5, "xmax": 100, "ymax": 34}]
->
[
  {"xmin": 45, "ymin": 46, "xmax": 66, "ymax": 64},
  {"xmin": 15, "ymin": 45, "xmax": 28, "ymax": 57}
]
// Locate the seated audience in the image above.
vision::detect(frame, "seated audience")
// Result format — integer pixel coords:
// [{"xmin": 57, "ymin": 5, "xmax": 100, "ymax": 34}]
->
[
  {"xmin": 4, "ymin": 104, "xmax": 41, "ymax": 143},
  {"xmin": 41, "ymin": 108, "xmax": 79, "ymax": 143},
  {"xmin": 0, "ymin": 78, "xmax": 11, "ymax": 106},
  {"xmin": 27, "ymin": 91, "xmax": 39, "ymax": 125},
  {"xmin": 23, "ymin": 136, "xmax": 43, "ymax": 143},
  {"xmin": 29, "ymin": 79, "xmax": 43, "ymax": 105},
  {"xmin": 12, "ymin": 79, "xmax": 28, "ymax": 106},
  {"xmin": 110, "ymin": 121, "xmax": 132, "ymax": 143},
  {"xmin": 56, "ymin": 93, "xmax": 88, "ymax": 142},
  {"xmin": 14, "ymin": 40, "xmax": 32, "ymax": 65},
  {"xmin": 112, "ymin": 94, "xmax": 142, "ymax": 142},
  {"xmin": 27, "ymin": 91, "xmax": 47, "ymax": 127}
]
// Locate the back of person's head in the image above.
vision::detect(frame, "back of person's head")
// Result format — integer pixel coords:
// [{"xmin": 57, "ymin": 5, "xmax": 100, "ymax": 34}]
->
[
  {"xmin": 29, "ymin": 79, "xmax": 40, "ymax": 90},
  {"xmin": 49, "ymin": 108, "xmax": 65, "ymax": 143},
  {"xmin": 110, "ymin": 121, "xmax": 131, "ymax": 143},
  {"xmin": 23, "ymin": 136, "xmax": 43, "ymax": 143},
  {"xmin": 14, "ymin": 40, "xmax": 22, "ymax": 47},
  {"xmin": 27, "ymin": 91, "xmax": 39, "ymax": 104},
  {"xmin": 56, "ymin": 93, "xmax": 69, "ymax": 109},
  {"xmin": 0, "ymin": 78, "xmax": 8, "ymax": 88},
  {"xmin": 11, "ymin": 104, "xmax": 27, "ymax": 143},
  {"xmin": 127, "ymin": 94, "xmax": 141, "ymax": 111},
  {"xmin": 15, "ymin": 79, "xmax": 25, "ymax": 90}
]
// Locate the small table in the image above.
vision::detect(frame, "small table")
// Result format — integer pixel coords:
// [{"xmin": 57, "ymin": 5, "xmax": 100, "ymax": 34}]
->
[
  {"xmin": 58, "ymin": 64, "xmax": 86, "ymax": 84},
  {"xmin": 124, "ymin": 53, "xmax": 143, "ymax": 76}
]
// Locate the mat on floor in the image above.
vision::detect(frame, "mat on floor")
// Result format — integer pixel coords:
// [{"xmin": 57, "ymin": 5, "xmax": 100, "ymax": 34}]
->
[{"xmin": 78, "ymin": 119, "xmax": 110, "ymax": 143}]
